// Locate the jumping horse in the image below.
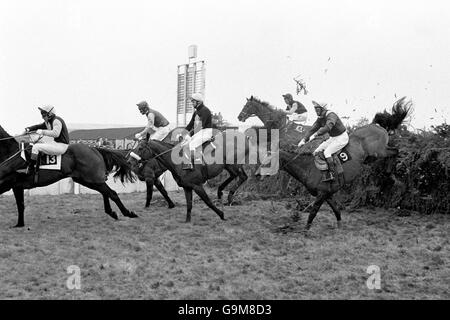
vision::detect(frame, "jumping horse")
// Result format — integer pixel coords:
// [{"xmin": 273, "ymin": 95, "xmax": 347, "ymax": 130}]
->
[{"xmin": 238, "ymin": 96, "xmax": 412, "ymax": 229}]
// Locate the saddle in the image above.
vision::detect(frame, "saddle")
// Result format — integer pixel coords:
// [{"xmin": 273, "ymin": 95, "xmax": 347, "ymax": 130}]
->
[
  {"xmin": 17, "ymin": 143, "xmax": 63, "ymax": 177},
  {"xmin": 313, "ymin": 147, "xmax": 351, "ymax": 173}
]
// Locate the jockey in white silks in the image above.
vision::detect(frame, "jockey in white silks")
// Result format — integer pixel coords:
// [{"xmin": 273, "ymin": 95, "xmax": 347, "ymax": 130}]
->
[
  {"xmin": 282, "ymin": 93, "xmax": 308, "ymax": 124},
  {"xmin": 180, "ymin": 93, "xmax": 214, "ymax": 170},
  {"xmin": 23, "ymin": 105, "xmax": 70, "ymax": 175},
  {"xmin": 298, "ymin": 101, "xmax": 349, "ymax": 182},
  {"xmin": 135, "ymin": 100, "xmax": 171, "ymax": 141}
]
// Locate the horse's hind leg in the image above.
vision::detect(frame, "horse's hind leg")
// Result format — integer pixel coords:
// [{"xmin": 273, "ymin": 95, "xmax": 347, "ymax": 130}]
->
[
  {"xmin": 217, "ymin": 172, "xmax": 236, "ymax": 200},
  {"xmin": 154, "ymin": 178, "xmax": 175, "ymax": 209},
  {"xmin": 326, "ymin": 196, "xmax": 342, "ymax": 228},
  {"xmin": 76, "ymin": 180, "xmax": 137, "ymax": 219},
  {"xmin": 193, "ymin": 184, "xmax": 225, "ymax": 220},
  {"xmin": 306, "ymin": 192, "xmax": 327, "ymax": 230},
  {"xmin": 99, "ymin": 183, "xmax": 138, "ymax": 218},
  {"xmin": 226, "ymin": 166, "xmax": 248, "ymax": 205},
  {"xmin": 102, "ymin": 194, "xmax": 119, "ymax": 220}
]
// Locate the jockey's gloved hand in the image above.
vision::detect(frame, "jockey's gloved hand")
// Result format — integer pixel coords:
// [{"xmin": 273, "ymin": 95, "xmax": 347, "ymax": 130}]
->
[
  {"xmin": 134, "ymin": 133, "xmax": 141, "ymax": 140},
  {"xmin": 298, "ymin": 139, "xmax": 306, "ymax": 147},
  {"xmin": 36, "ymin": 129, "xmax": 44, "ymax": 135}
]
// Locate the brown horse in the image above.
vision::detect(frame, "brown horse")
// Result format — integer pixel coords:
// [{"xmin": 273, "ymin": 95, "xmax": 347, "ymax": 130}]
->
[
  {"xmin": 238, "ymin": 97, "xmax": 412, "ymax": 229},
  {"xmin": 130, "ymin": 129, "xmax": 252, "ymax": 222},
  {"xmin": 0, "ymin": 126, "xmax": 138, "ymax": 227},
  {"xmin": 126, "ymin": 127, "xmax": 248, "ymax": 209},
  {"xmin": 237, "ymin": 96, "xmax": 311, "ymax": 145}
]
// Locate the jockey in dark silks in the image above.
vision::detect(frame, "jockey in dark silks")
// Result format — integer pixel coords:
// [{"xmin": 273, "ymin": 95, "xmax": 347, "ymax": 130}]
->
[
  {"xmin": 298, "ymin": 101, "xmax": 349, "ymax": 181},
  {"xmin": 23, "ymin": 105, "xmax": 70, "ymax": 175},
  {"xmin": 282, "ymin": 93, "xmax": 308, "ymax": 124},
  {"xmin": 180, "ymin": 93, "xmax": 213, "ymax": 170},
  {"xmin": 135, "ymin": 100, "xmax": 171, "ymax": 141}
]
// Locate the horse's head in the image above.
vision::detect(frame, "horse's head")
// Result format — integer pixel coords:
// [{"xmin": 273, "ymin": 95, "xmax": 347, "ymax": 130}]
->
[
  {"xmin": 238, "ymin": 96, "xmax": 259, "ymax": 122},
  {"xmin": 128, "ymin": 140, "xmax": 154, "ymax": 170},
  {"xmin": 136, "ymin": 140, "xmax": 156, "ymax": 160}
]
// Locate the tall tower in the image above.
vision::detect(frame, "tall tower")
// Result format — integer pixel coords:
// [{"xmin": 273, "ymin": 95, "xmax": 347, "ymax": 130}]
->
[{"xmin": 176, "ymin": 45, "xmax": 206, "ymax": 127}]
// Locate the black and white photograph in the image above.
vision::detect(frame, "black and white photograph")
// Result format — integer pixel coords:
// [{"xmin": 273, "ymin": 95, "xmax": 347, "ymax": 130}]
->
[{"xmin": 0, "ymin": 0, "xmax": 448, "ymax": 302}]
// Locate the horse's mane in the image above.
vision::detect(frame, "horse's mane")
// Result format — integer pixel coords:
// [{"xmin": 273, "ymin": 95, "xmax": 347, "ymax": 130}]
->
[
  {"xmin": 372, "ymin": 96, "xmax": 412, "ymax": 131},
  {"xmin": 0, "ymin": 125, "xmax": 12, "ymax": 138},
  {"xmin": 249, "ymin": 96, "xmax": 287, "ymax": 117},
  {"xmin": 149, "ymin": 139, "xmax": 176, "ymax": 151}
]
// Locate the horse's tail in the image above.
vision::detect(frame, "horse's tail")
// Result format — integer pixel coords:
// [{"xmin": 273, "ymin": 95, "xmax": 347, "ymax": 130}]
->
[
  {"xmin": 94, "ymin": 147, "xmax": 136, "ymax": 183},
  {"xmin": 372, "ymin": 96, "xmax": 413, "ymax": 131}
]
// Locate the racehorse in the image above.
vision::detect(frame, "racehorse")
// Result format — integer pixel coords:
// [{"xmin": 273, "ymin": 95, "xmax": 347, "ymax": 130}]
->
[
  {"xmin": 128, "ymin": 127, "xmax": 250, "ymax": 207},
  {"xmin": 238, "ymin": 97, "xmax": 412, "ymax": 229},
  {"xmin": 237, "ymin": 96, "xmax": 311, "ymax": 146},
  {"xmin": 130, "ymin": 129, "xmax": 250, "ymax": 222},
  {"xmin": 0, "ymin": 126, "xmax": 138, "ymax": 227},
  {"xmin": 127, "ymin": 153, "xmax": 176, "ymax": 209}
]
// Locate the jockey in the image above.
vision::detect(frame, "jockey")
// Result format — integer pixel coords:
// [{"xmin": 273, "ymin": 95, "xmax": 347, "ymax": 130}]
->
[
  {"xmin": 283, "ymin": 93, "xmax": 308, "ymax": 124},
  {"xmin": 181, "ymin": 93, "xmax": 213, "ymax": 170},
  {"xmin": 298, "ymin": 101, "xmax": 349, "ymax": 181},
  {"xmin": 24, "ymin": 105, "xmax": 70, "ymax": 175},
  {"xmin": 135, "ymin": 100, "xmax": 171, "ymax": 141}
]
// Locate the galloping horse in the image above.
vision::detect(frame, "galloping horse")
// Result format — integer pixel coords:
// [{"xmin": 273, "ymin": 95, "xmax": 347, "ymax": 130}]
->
[
  {"xmin": 130, "ymin": 129, "xmax": 251, "ymax": 222},
  {"xmin": 237, "ymin": 96, "xmax": 311, "ymax": 145},
  {"xmin": 127, "ymin": 128, "xmax": 248, "ymax": 209},
  {"xmin": 0, "ymin": 126, "xmax": 138, "ymax": 227},
  {"xmin": 238, "ymin": 97, "xmax": 412, "ymax": 229}
]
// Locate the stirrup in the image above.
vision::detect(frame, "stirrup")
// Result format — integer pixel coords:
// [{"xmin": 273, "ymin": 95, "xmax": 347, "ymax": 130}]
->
[{"xmin": 321, "ymin": 171, "xmax": 335, "ymax": 182}]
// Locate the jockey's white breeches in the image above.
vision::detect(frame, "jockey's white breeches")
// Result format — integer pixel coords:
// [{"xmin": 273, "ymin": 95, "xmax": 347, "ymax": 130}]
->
[
  {"xmin": 288, "ymin": 113, "xmax": 308, "ymax": 124},
  {"xmin": 314, "ymin": 131, "xmax": 349, "ymax": 158},
  {"xmin": 188, "ymin": 128, "xmax": 214, "ymax": 151},
  {"xmin": 150, "ymin": 125, "xmax": 171, "ymax": 141},
  {"xmin": 31, "ymin": 135, "xmax": 68, "ymax": 156}
]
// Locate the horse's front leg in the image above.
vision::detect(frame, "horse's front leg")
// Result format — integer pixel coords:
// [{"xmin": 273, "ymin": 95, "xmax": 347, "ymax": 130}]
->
[
  {"xmin": 184, "ymin": 187, "xmax": 193, "ymax": 223},
  {"xmin": 145, "ymin": 179, "xmax": 154, "ymax": 208},
  {"xmin": 12, "ymin": 187, "xmax": 25, "ymax": 228},
  {"xmin": 326, "ymin": 196, "xmax": 342, "ymax": 228},
  {"xmin": 306, "ymin": 192, "xmax": 328, "ymax": 230}
]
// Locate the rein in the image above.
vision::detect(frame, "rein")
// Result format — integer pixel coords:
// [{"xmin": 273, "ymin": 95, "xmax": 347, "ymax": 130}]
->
[
  {"xmin": 0, "ymin": 145, "xmax": 30, "ymax": 168},
  {"xmin": 0, "ymin": 132, "xmax": 37, "ymax": 142}
]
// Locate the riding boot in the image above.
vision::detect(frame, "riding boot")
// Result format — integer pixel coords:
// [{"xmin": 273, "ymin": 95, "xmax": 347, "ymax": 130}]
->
[
  {"xmin": 182, "ymin": 150, "xmax": 195, "ymax": 170},
  {"xmin": 322, "ymin": 157, "xmax": 336, "ymax": 182},
  {"xmin": 27, "ymin": 153, "xmax": 39, "ymax": 183}
]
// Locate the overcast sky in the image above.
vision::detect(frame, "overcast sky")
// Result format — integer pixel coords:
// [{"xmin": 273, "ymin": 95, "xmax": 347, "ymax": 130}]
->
[{"xmin": 1, "ymin": 0, "xmax": 449, "ymax": 134}]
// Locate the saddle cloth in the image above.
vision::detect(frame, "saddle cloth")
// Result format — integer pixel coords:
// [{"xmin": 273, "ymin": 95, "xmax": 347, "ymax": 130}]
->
[
  {"xmin": 20, "ymin": 143, "xmax": 63, "ymax": 171},
  {"xmin": 314, "ymin": 146, "xmax": 351, "ymax": 173}
]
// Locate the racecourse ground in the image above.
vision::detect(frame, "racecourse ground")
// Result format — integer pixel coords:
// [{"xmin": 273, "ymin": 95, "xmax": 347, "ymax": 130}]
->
[{"xmin": 0, "ymin": 191, "xmax": 448, "ymax": 299}]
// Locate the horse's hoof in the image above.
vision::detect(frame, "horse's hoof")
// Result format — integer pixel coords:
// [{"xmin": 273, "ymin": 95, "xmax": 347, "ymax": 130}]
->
[
  {"xmin": 185, "ymin": 219, "xmax": 191, "ymax": 223},
  {"xmin": 305, "ymin": 223, "xmax": 312, "ymax": 230},
  {"xmin": 145, "ymin": 205, "xmax": 150, "ymax": 209},
  {"xmin": 12, "ymin": 224, "xmax": 25, "ymax": 228},
  {"xmin": 126, "ymin": 211, "xmax": 139, "ymax": 218},
  {"xmin": 168, "ymin": 203, "xmax": 175, "ymax": 209},
  {"xmin": 107, "ymin": 211, "xmax": 119, "ymax": 220},
  {"xmin": 337, "ymin": 221, "xmax": 342, "ymax": 229}
]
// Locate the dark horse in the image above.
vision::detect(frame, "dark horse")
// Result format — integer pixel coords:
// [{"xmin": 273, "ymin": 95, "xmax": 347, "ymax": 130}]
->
[
  {"xmin": 0, "ymin": 126, "xmax": 138, "ymax": 227},
  {"xmin": 128, "ymin": 153, "xmax": 176, "ymax": 209},
  {"xmin": 127, "ymin": 128, "xmax": 248, "ymax": 209},
  {"xmin": 238, "ymin": 97, "xmax": 412, "ymax": 229},
  {"xmin": 130, "ymin": 129, "xmax": 250, "ymax": 222}
]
